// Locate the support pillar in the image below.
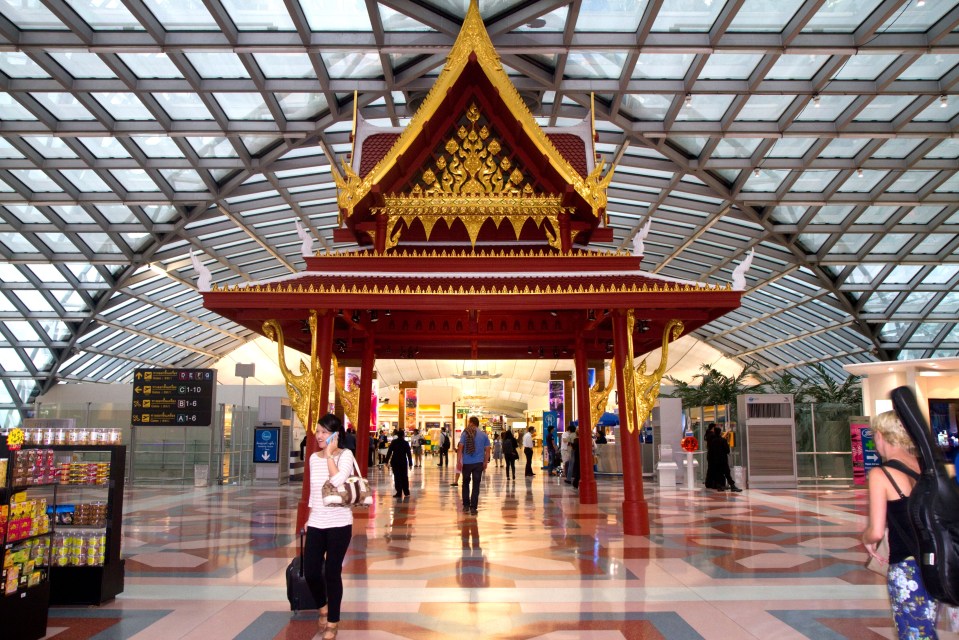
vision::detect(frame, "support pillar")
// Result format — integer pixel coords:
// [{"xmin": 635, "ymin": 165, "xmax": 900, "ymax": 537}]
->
[
  {"xmin": 296, "ymin": 311, "xmax": 335, "ymax": 533},
  {"xmin": 574, "ymin": 336, "xmax": 597, "ymax": 504},
  {"xmin": 356, "ymin": 338, "xmax": 375, "ymax": 477},
  {"xmin": 612, "ymin": 309, "xmax": 650, "ymax": 536}
]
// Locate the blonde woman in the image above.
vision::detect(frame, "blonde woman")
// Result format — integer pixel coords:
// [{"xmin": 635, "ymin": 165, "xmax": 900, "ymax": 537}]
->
[{"xmin": 862, "ymin": 410, "xmax": 939, "ymax": 639}]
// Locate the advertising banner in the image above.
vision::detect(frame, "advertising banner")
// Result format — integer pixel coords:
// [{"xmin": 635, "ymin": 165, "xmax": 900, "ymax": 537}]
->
[
  {"xmin": 548, "ymin": 380, "xmax": 565, "ymax": 431},
  {"xmin": 404, "ymin": 388, "xmax": 418, "ymax": 432},
  {"xmin": 849, "ymin": 416, "xmax": 871, "ymax": 485}
]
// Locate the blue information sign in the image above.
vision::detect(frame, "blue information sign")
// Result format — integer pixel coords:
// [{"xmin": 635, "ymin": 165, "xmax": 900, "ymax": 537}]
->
[
  {"xmin": 254, "ymin": 427, "xmax": 280, "ymax": 463},
  {"xmin": 861, "ymin": 427, "xmax": 880, "ymax": 473}
]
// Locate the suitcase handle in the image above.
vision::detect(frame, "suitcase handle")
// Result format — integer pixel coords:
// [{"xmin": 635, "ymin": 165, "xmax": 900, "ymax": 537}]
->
[{"xmin": 298, "ymin": 529, "xmax": 306, "ymax": 578}]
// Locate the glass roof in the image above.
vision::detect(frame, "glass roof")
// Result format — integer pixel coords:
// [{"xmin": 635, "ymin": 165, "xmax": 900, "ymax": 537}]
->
[{"xmin": 0, "ymin": 0, "xmax": 956, "ymax": 426}]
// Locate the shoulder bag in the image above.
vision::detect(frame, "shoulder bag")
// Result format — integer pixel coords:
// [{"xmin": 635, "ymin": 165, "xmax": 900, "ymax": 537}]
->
[{"xmin": 321, "ymin": 454, "xmax": 373, "ymax": 507}]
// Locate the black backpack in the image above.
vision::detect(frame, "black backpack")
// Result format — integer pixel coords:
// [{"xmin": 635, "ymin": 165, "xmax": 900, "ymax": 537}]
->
[{"xmin": 890, "ymin": 386, "xmax": 959, "ymax": 606}]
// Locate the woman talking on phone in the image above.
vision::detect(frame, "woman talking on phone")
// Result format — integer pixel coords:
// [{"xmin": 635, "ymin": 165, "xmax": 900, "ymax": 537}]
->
[{"xmin": 305, "ymin": 413, "xmax": 354, "ymax": 639}]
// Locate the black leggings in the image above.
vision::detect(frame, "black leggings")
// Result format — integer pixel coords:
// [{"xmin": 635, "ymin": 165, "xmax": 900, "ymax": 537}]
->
[
  {"xmin": 505, "ymin": 456, "xmax": 516, "ymax": 478},
  {"xmin": 304, "ymin": 524, "xmax": 352, "ymax": 623}
]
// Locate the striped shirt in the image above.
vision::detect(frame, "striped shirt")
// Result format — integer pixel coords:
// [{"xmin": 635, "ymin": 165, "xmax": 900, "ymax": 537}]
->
[{"xmin": 306, "ymin": 449, "xmax": 355, "ymax": 530}]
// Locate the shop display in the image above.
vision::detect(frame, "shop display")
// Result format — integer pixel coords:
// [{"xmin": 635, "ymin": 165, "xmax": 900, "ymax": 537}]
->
[{"xmin": 20, "ymin": 428, "xmax": 122, "ymax": 447}]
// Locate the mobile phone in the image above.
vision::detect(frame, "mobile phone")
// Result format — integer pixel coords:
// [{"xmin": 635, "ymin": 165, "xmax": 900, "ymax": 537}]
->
[{"xmin": 325, "ymin": 433, "xmax": 337, "ymax": 445}]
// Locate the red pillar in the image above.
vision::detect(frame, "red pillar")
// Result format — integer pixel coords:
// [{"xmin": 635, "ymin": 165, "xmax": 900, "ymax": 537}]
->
[
  {"xmin": 296, "ymin": 310, "xmax": 335, "ymax": 532},
  {"xmin": 611, "ymin": 310, "xmax": 650, "ymax": 536},
  {"xmin": 574, "ymin": 336, "xmax": 597, "ymax": 504},
  {"xmin": 355, "ymin": 337, "xmax": 375, "ymax": 477}
]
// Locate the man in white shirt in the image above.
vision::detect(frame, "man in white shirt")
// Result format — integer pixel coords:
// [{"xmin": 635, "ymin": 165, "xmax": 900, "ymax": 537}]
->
[{"xmin": 522, "ymin": 427, "xmax": 536, "ymax": 477}]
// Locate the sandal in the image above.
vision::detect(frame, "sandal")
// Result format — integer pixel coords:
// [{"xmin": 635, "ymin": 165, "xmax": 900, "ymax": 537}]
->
[
  {"xmin": 322, "ymin": 623, "xmax": 338, "ymax": 639},
  {"xmin": 317, "ymin": 605, "xmax": 328, "ymax": 632}
]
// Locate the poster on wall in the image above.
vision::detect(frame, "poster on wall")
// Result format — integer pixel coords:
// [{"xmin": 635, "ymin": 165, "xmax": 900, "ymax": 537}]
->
[
  {"xmin": 587, "ymin": 368, "xmax": 596, "ymax": 388},
  {"xmin": 344, "ymin": 366, "xmax": 361, "ymax": 431},
  {"xmin": 548, "ymin": 380, "xmax": 565, "ymax": 431},
  {"xmin": 849, "ymin": 416, "xmax": 871, "ymax": 485},
  {"xmin": 404, "ymin": 388, "xmax": 417, "ymax": 433},
  {"xmin": 543, "ymin": 411, "xmax": 558, "ymax": 465}
]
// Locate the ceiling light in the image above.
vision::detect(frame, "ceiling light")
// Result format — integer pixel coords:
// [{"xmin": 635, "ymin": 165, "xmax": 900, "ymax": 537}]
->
[
  {"xmin": 857, "ymin": 168, "xmax": 864, "ymax": 178},
  {"xmin": 917, "ymin": 0, "xmax": 925, "ymax": 6},
  {"xmin": 940, "ymin": 95, "xmax": 948, "ymax": 108},
  {"xmin": 684, "ymin": 94, "xmax": 692, "ymax": 108},
  {"xmin": 587, "ymin": 309, "xmax": 596, "ymax": 321},
  {"xmin": 527, "ymin": 346, "xmax": 533, "ymax": 355},
  {"xmin": 351, "ymin": 310, "xmax": 360, "ymax": 323},
  {"xmin": 753, "ymin": 168, "xmax": 761, "ymax": 177},
  {"xmin": 369, "ymin": 310, "xmax": 378, "ymax": 323},
  {"xmin": 812, "ymin": 95, "xmax": 821, "ymax": 108},
  {"xmin": 549, "ymin": 310, "xmax": 558, "ymax": 317},
  {"xmin": 384, "ymin": 309, "xmax": 391, "ymax": 316}
]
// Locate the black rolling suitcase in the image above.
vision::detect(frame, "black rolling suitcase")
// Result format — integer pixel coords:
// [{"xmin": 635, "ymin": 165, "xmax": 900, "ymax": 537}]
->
[{"xmin": 286, "ymin": 531, "xmax": 317, "ymax": 611}]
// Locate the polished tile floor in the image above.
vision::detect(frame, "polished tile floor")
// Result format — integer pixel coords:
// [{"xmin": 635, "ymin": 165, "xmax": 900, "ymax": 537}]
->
[{"xmin": 45, "ymin": 458, "xmax": 958, "ymax": 640}]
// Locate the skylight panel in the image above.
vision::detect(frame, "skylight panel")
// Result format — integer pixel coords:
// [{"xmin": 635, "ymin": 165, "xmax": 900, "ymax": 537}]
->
[
  {"xmin": 214, "ymin": 93, "xmax": 272, "ymax": 120},
  {"xmin": 0, "ymin": 347, "xmax": 27, "ymax": 371},
  {"xmin": 0, "ymin": 232, "xmax": 40, "ymax": 254},
  {"xmin": 10, "ymin": 170, "xmax": 62, "ymax": 192},
  {"xmin": 276, "ymin": 93, "xmax": 328, "ymax": 120},
  {"xmin": 928, "ymin": 139, "xmax": 959, "ymax": 159},
  {"xmin": 185, "ymin": 52, "xmax": 250, "ymax": 78},
  {"xmin": 880, "ymin": 321, "xmax": 910, "ymax": 341},
  {"xmin": 870, "ymin": 233, "xmax": 914, "ymax": 254},
  {"xmin": 820, "ymin": 138, "xmax": 869, "ymax": 158},
  {"xmin": 899, "ymin": 291, "xmax": 936, "ymax": 313},
  {"xmin": 767, "ymin": 55, "xmax": 830, "ymax": 80},
  {"xmin": 93, "ymin": 93, "xmax": 155, "ymax": 120},
  {"xmin": 80, "ymin": 137, "xmax": 131, "ymax": 158},
  {"xmin": 118, "ymin": 53, "xmax": 183, "ymax": 79},
  {"xmin": 253, "ymin": 53, "xmax": 316, "ymax": 79},
  {"xmin": 936, "ymin": 294, "xmax": 959, "ymax": 315},
  {"xmin": 914, "ymin": 96, "xmax": 958, "ymax": 122},
  {"xmin": 833, "ymin": 54, "xmax": 899, "ymax": 80},
  {"xmin": 23, "ymin": 136, "xmax": 78, "ymax": 159},
  {"xmin": 0, "ymin": 52, "xmax": 49, "ymax": 78},
  {"xmin": 794, "ymin": 95, "xmax": 855, "ymax": 121},
  {"xmin": 879, "ymin": 0, "xmax": 955, "ymax": 31},
  {"xmin": 829, "ymin": 234, "xmax": 870, "ymax": 254},
  {"xmin": 883, "ymin": 265, "xmax": 922, "ymax": 285},
  {"xmin": 737, "ymin": 95, "xmax": 795, "ymax": 121},
  {"xmin": 857, "ymin": 206, "xmax": 898, "ymax": 224},
  {"xmin": 32, "ymin": 93, "xmax": 95, "ymax": 120},
  {"xmin": 142, "ymin": 0, "xmax": 219, "ymax": 30},
  {"xmin": 160, "ymin": 169, "xmax": 207, "ymax": 191},
  {"xmin": 132, "ymin": 136, "xmax": 185, "ymax": 158},
  {"xmin": 854, "ymin": 95, "xmax": 917, "ymax": 121},
  {"xmin": 699, "ymin": 54, "xmax": 763, "ymax": 80},
  {"xmin": 810, "ymin": 205, "xmax": 854, "ymax": 224},
  {"xmin": 35, "ymin": 232, "xmax": 78, "ymax": 256},
  {"xmin": 846, "ymin": 264, "xmax": 883, "ymax": 284},
  {"xmin": 671, "ymin": 137, "xmax": 707, "ymax": 156},
  {"xmin": 574, "ymin": 0, "xmax": 647, "ymax": 30},
  {"xmin": 64, "ymin": 0, "xmax": 143, "ymax": 30},
  {"xmin": 301, "ymin": 0, "xmax": 373, "ymax": 30},
  {"xmin": 60, "ymin": 169, "xmax": 111, "ymax": 192},
  {"xmin": 837, "ymin": 170, "xmax": 886, "ymax": 193},
  {"xmin": 0, "ymin": 139, "xmax": 23, "ymax": 158},
  {"xmin": 564, "ymin": 52, "xmax": 626, "ymax": 79},
  {"xmin": 154, "ymin": 93, "xmax": 214, "ymax": 120},
  {"xmin": 874, "ymin": 138, "xmax": 923, "ymax": 159},
  {"xmin": 675, "ymin": 95, "xmax": 734, "ymax": 121},
  {"xmin": 727, "ymin": 0, "xmax": 804, "ymax": 31},
  {"xmin": 770, "ymin": 205, "xmax": 808, "ymax": 223},
  {"xmin": 47, "ymin": 51, "xmax": 116, "ymax": 79},
  {"xmin": 186, "ymin": 137, "xmax": 239, "ymax": 158},
  {"xmin": 378, "ymin": 4, "xmax": 437, "ymax": 31},
  {"xmin": 935, "ymin": 174, "xmax": 959, "ymax": 192},
  {"xmin": 219, "ymin": 0, "xmax": 295, "ymax": 30},
  {"xmin": 802, "ymin": 0, "xmax": 884, "ymax": 32},
  {"xmin": 888, "ymin": 171, "xmax": 936, "ymax": 192},
  {"xmin": 0, "ymin": 0, "xmax": 67, "ymax": 29},
  {"xmin": 712, "ymin": 138, "xmax": 760, "ymax": 158},
  {"xmin": 320, "ymin": 52, "xmax": 383, "ymax": 79},
  {"xmin": 797, "ymin": 233, "xmax": 828, "ymax": 252},
  {"xmin": 901, "ymin": 206, "xmax": 944, "ymax": 225},
  {"xmin": 240, "ymin": 136, "xmax": 281, "ymax": 155},
  {"xmin": 95, "ymin": 205, "xmax": 137, "ymax": 223},
  {"xmin": 631, "ymin": 54, "xmax": 694, "ymax": 79},
  {"xmin": 141, "ymin": 205, "xmax": 178, "ymax": 223},
  {"xmin": 652, "ymin": 0, "xmax": 727, "ymax": 31},
  {"xmin": 0, "ymin": 93, "xmax": 37, "ymax": 120},
  {"xmin": 766, "ymin": 138, "xmax": 815, "ymax": 158},
  {"xmin": 110, "ymin": 169, "xmax": 160, "ymax": 192},
  {"xmin": 741, "ymin": 169, "xmax": 788, "ymax": 192},
  {"xmin": 899, "ymin": 54, "xmax": 959, "ymax": 80},
  {"xmin": 912, "ymin": 234, "xmax": 955, "ymax": 255}
]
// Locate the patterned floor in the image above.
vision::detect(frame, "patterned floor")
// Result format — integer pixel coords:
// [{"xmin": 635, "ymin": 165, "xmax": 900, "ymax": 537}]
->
[{"xmin": 43, "ymin": 459, "xmax": 958, "ymax": 640}]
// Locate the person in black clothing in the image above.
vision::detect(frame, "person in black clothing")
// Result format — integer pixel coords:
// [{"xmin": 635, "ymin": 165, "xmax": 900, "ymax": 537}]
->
[
  {"xmin": 384, "ymin": 430, "xmax": 413, "ymax": 498},
  {"xmin": 437, "ymin": 427, "xmax": 450, "ymax": 467},
  {"xmin": 705, "ymin": 423, "xmax": 741, "ymax": 492},
  {"xmin": 501, "ymin": 429, "xmax": 518, "ymax": 480},
  {"xmin": 343, "ymin": 427, "xmax": 357, "ymax": 453}
]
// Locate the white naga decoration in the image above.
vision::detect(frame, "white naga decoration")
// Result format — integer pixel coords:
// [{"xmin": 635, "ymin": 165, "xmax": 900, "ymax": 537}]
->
[
  {"xmin": 190, "ymin": 252, "xmax": 212, "ymax": 292},
  {"xmin": 631, "ymin": 218, "xmax": 652, "ymax": 257},
  {"xmin": 732, "ymin": 249, "xmax": 755, "ymax": 291},
  {"xmin": 295, "ymin": 220, "xmax": 315, "ymax": 257}
]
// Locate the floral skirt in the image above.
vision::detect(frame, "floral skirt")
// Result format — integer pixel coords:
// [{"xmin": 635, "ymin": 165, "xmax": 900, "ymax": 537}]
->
[{"xmin": 887, "ymin": 557, "xmax": 939, "ymax": 640}]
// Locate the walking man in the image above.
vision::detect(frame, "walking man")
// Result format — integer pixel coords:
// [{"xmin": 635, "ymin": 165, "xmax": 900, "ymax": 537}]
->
[
  {"xmin": 523, "ymin": 426, "xmax": 536, "ymax": 477},
  {"xmin": 458, "ymin": 417, "xmax": 491, "ymax": 516},
  {"xmin": 437, "ymin": 427, "xmax": 450, "ymax": 467}
]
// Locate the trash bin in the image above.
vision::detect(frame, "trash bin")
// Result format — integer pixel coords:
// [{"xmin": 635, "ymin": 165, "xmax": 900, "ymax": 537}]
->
[
  {"xmin": 656, "ymin": 461, "xmax": 678, "ymax": 488},
  {"xmin": 732, "ymin": 465, "xmax": 744, "ymax": 488},
  {"xmin": 194, "ymin": 464, "xmax": 209, "ymax": 487}
]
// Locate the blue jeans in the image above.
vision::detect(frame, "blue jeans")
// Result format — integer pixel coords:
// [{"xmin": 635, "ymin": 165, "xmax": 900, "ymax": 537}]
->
[
  {"xmin": 887, "ymin": 557, "xmax": 939, "ymax": 639},
  {"xmin": 461, "ymin": 462, "xmax": 484, "ymax": 510}
]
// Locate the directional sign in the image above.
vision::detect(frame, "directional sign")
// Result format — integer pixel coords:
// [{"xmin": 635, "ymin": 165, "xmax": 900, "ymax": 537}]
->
[
  {"xmin": 132, "ymin": 368, "xmax": 216, "ymax": 427},
  {"xmin": 254, "ymin": 427, "xmax": 280, "ymax": 463}
]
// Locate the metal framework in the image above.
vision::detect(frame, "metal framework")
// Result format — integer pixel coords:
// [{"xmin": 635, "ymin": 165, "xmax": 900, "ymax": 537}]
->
[{"xmin": 0, "ymin": 0, "xmax": 956, "ymax": 424}]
